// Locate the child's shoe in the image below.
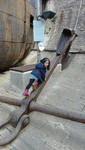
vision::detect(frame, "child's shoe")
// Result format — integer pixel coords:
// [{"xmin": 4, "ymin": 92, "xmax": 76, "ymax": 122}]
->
[
  {"xmin": 22, "ymin": 89, "xmax": 30, "ymax": 97},
  {"xmin": 32, "ymin": 81, "xmax": 38, "ymax": 91}
]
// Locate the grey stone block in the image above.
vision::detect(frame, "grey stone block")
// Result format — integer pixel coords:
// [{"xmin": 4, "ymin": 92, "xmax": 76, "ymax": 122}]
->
[{"xmin": 10, "ymin": 70, "xmax": 31, "ymax": 92}]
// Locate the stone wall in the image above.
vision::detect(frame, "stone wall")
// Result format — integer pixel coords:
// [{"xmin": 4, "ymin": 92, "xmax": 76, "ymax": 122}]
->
[{"xmin": 44, "ymin": 0, "xmax": 85, "ymax": 51}]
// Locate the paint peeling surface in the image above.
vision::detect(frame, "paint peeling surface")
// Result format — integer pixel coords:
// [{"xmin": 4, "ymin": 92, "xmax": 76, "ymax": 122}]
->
[{"xmin": 0, "ymin": 0, "xmax": 35, "ymax": 71}]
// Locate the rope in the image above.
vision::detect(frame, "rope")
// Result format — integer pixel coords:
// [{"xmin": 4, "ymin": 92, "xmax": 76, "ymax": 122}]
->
[{"xmin": 74, "ymin": 0, "xmax": 83, "ymax": 30}]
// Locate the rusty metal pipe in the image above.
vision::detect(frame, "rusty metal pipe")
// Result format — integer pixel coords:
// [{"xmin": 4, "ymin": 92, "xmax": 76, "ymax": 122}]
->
[
  {"xmin": 30, "ymin": 101, "xmax": 85, "ymax": 124},
  {"xmin": 0, "ymin": 96, "xmax": 21, "ymax": 106}
]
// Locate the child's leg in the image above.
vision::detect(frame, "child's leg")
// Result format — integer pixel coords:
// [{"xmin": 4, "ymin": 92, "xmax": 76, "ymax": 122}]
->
[
  {"xmin": 23, "ymin": 79, "xmax": 35, "ymax": 96},
  {"xmin": 32, "ymin": 80, "xmax": 42, "ymax": 91},
  {"xmin": 26, "ymin": 79, "xmax": 35, "ymax": 90},
  {"xmin": 32, "ymin": 80, "xmax": 38, "ymax": 91},
  {"xmin": 38, "ymin": 80, "xmax": 42, "ymax": 85}
]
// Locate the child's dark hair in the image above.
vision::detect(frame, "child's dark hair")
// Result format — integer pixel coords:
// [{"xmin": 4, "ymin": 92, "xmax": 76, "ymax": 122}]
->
[{"xmin": 40, "ymin": 57, "xmax": 50, "ymax": 70}]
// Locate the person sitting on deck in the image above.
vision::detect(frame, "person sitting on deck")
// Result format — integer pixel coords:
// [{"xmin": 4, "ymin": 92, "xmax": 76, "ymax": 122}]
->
[{"xmin": 22, "ymin": 57, "xmax": 50, "ymax": 97}]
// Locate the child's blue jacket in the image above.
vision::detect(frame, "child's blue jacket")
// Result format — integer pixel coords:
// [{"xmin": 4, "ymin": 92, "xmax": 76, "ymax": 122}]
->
[{"xmin": 31, "ymin": 63, "xmax": 46, "ymax": 82}]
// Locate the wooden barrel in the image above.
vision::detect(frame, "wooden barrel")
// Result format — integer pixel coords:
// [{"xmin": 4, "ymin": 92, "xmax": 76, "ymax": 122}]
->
[{"xmin": 0, "ymin": 0, "xmax": 35, "ymax": 71}]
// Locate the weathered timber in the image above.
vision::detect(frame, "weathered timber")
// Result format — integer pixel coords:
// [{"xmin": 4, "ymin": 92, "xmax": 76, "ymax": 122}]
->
[{"xmin": 10, "ymin": 64, "xmax": 35, "ymax": 73}]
